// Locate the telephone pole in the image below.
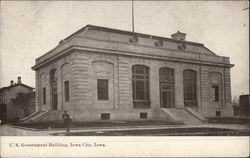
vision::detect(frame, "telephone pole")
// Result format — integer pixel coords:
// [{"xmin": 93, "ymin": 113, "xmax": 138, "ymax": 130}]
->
[{"xmin": 132, "ymin": 0, "xmax": 135, "ymax": 32}]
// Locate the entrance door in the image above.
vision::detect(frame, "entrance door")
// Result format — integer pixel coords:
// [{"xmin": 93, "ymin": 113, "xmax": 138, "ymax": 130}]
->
[
  {"xmin": 159, "ymin": 67, "xmax": 174, "ymax": 108},
  {"xmin": 160, "ymin": 83, "xmax": 174, "ymax": 108}
]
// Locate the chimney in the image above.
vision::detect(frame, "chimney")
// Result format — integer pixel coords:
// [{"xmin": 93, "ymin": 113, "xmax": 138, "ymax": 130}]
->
[
  {"xmin": 10, "ymin": 80, "xmax": 14, "ymax": 86},
  {"xmin": 17, "ymin": 77, "xmax": 21, "ymax": 84},
  {"xmin": 171, "ymin": 31, "xmax": 186, "ymax": 41}
]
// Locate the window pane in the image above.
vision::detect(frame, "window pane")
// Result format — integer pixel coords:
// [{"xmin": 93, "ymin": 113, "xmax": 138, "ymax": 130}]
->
[
  {"xmin": 212, "ymin": 85, "xmax": 219, "ymax": 102},
  {"xmin": 136, "ymin": 81, "xmax": 144, "ymax": 90},
  {"xmin": 42, "ymin": 87, "xmax": 46, "ymax": 105},
  {"xmin": 136, "ymin": 91, "xmax": 145, "ymax": 100},
  {"xmin": 146, "ymin": 90, "xmax": 149, "ymax": 100},
  {"xmin": 134, "ymin": 75, "xmax": 145, "ymax": 79},
  {"xmin": 135, "ymin": 66, "xmax": 144, "ymax": 74},
  {"xmin": 145, "ymin": 67, "xmax": 149, "ymax": 74},
  {"xmin": 97, "ymin": 79, "xmax": 108, "ymax": 100}
]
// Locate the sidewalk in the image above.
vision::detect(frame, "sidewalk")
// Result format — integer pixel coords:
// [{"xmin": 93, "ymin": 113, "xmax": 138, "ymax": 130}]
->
[
  {"xmin": 50, "ymin": 123, "xmax": 250, "ymax": 136},
  {"xmin": 0, "ymin": 125, "xmax": 48, "ymax": 136},
  {"xmin": 1, "ymin": 123, "xmax": 249, "ymax": 136}
]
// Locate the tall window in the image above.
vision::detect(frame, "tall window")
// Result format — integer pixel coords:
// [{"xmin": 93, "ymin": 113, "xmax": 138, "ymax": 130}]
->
[
  {"xmin": 183, "ymin": 69, "xmax": 197, "ymax": 107},
  {"xmin": 210, "ymin": 72, "xmax": 222, "ymax": 103},
  {"xmin": 132, "ymin": 65, "xmax": 150, "ymax": 108},
  {"xmin": 42, "ymin": 88, "xmax": 46, "ymax": 104},
  {"xmin": 212, "ymin": 85, "xmax": 219, "ymax": 102},
  {"xmin": 50, "ymin": 69, "xmax": 58, "ymax": 110},
  {"xmin": 97, "ymin": 79, "xmax": 109, "ymax": 100},
  {"xmin": 64, "ymin": 81, "xmax": 70, "ymax": 102}
]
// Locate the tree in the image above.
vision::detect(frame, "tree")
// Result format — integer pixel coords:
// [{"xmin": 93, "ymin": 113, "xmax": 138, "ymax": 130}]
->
[
  {"xmin": 232, "ymin": 95, "xmax": 239, "ymax": 107},
  {"xmin": 11, "ymin": 92, "xmax": 35, "ymax": 117}
]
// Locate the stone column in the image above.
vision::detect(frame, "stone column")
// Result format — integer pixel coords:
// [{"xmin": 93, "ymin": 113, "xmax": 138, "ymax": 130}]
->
[{"xmin": 175, "ymin": 68, "xmax": 184, "ymax": 108}]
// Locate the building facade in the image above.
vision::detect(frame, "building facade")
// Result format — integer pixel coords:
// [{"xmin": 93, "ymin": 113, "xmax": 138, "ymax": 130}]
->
[
  {"xmin": 239, "ymin": 94, "xmax": 250, "ymax": 116},
  {"xmin": 0, "ymin": 77, "xmax": 35, "ymax": 123},
  {"xmin": 31, "ymin": 25, "xmax": 234, "ymax": 122}
]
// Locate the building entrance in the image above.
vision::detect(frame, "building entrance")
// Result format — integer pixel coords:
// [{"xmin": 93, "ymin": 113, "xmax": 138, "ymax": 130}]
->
[{"xmin": 159, "ymin": 67, "xmax": 174, "ymax": 108}]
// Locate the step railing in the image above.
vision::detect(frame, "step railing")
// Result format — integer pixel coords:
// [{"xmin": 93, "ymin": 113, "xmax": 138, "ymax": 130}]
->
[
  {"xmin": 30, "ymin": 111, "xmax": 48, "ymax": 121},
  {"xmin": 22, "ymin": 111, "xmax": 48, "ymax": 122},
  {"xmin": 20, "ymin": 111, "xmax": 42, "ymax": 122}
]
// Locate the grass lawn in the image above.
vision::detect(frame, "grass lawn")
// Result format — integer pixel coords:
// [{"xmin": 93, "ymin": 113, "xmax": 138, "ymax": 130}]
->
[
  {"xmin": 207, "ymin": 117, "xmax": 250, "ymax": 124},
  {"xmin": 10, "ymin": 120, "xmax": 181, "ymax": 130}
]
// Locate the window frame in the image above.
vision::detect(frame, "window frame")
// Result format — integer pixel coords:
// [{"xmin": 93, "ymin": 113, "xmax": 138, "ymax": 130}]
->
[
  {"xmin": 183, "ymin": 69, "xmax": 197, "ymax": 107},
  {"xmin": 97, "ymin": 79, "xmax": 109, "ymax": 100},
  {"xmin": 212, "ymin": 85, "xmax": 219, "ymax": 102},
  {"xmin": 101, "ymin": 113, "xmax": 110, "ymax": 120},
  {"xmin": 64, "ymin": 81, "xmax": 70, "ymax": 102},
  {"xmin": 132, "ymin": 65, "xmax": 150, "ymax": 108},
  {"xmin": 140, "ymin": 112, "xmax": 148, "ymax": 119},
  {"xmin": 210, "ymin": 72, "xmax": 222, "ymax": 104},
  {"xmin": 42, "ymin": 87, "xmax": 46, "ymax": 105}
]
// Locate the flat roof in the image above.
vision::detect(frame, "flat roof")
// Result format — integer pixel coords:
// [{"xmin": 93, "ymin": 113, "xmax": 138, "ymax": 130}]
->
[{"xmin": 64, "ymin": 24, "xmax": 204, "ymax": 47}]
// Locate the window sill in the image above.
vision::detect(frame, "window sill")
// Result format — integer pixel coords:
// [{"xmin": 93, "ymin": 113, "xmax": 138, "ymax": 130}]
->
[
  {"xmin": 133, "ymin": 101, "xmax": 151, "ymax": 109},
  {"xmin": 133, "ymin": 107, "xmax": 151, "ymax": 109}
]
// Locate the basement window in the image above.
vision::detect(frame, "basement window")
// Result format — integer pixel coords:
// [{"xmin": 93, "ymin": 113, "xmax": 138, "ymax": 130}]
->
[
  {"xmin": 101, "ymin": 113, "xmax": 110, "ymax": 120},
  {"xmin": 216, "ymin": 111, "xmax": 221, "ymax": 117},
  {"xmin": 140, "ymin": 113, "xmax": 148, "ymax": 119}
]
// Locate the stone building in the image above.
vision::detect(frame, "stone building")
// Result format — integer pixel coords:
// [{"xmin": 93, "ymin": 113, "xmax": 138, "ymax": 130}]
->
[
  {"xmin": 30, "ymin": 25, "xmax": 234, "ymax": 123},
  {"xmin": 0, "ymin": 77, "xmax": 35, "ymax": 123}
]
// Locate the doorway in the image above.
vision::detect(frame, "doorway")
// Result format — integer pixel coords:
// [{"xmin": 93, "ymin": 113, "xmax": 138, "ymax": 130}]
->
[{"xmin": 159, "ymin": 67, "xmax": 174, "ymax": 108}]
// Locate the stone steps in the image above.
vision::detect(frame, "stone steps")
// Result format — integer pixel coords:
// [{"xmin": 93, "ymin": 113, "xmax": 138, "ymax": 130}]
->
[{"xmin": 161, "ymin": 108, "xmax": 203, "ymax": 125}]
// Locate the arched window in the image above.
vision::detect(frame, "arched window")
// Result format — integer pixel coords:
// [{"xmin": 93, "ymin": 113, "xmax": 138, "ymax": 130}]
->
[
  {"xmin": 132, "ymin": 65, "xmax": 150, "ymax": 108},
  {"xmin": 183, "ymin": 69, "xmax": 197, "ymax": 107}
]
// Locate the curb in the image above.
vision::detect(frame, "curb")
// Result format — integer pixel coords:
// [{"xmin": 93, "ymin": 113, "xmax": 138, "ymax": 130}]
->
[{"xmin": 6, "ymin": 124, "xmax": 181, "ymax": 132}]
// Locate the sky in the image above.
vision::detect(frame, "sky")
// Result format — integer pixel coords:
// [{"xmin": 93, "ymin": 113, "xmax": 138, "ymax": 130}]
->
[{"xmin": 0, "ymin": 1, "xmax": 249, "ymax": 97}]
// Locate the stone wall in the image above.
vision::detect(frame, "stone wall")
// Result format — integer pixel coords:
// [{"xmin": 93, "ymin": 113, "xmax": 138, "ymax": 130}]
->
[{"xmin": 35, "ymin": 49, "xmax": 233, "ymax": 121}]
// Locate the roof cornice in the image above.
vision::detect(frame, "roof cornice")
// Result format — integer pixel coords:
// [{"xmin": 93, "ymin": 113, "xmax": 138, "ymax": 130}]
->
[{"xmin": 32, "ymin": 45, "xmax": 234, "ymax": 70}]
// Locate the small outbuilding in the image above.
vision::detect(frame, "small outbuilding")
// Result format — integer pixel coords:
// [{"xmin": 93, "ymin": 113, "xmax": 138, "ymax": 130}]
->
[{"xmin": 0, "ymin": 77, "xmax": 35, "ymax": 123}]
